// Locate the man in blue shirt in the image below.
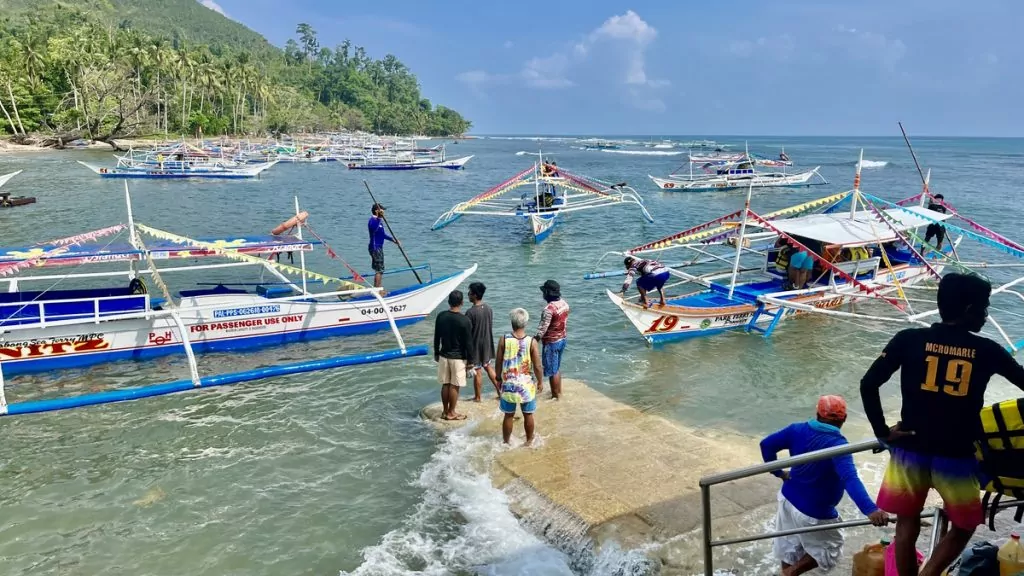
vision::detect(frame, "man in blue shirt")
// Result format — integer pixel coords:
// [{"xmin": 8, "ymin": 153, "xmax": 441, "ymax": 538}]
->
[
  {"xmin": 761, "ymin": 395, "xmax": 889, "ymax": 576},
  {"xmin": 367, "ymin": 203, "xmax": 399, "ymax": 289}
]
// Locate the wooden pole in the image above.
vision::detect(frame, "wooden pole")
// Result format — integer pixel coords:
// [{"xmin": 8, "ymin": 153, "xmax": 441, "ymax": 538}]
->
[{"xmin": 363, "ymin": 180, "xmax": 424, "ymax": 284}]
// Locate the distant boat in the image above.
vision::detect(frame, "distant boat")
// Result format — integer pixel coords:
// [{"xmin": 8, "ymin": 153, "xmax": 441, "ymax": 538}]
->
[
  {"xmin": 347, "ymin": 144, "xmax": 472, "ymax": 171},
  {"xmin": 78, "ymin": 142, "xmax": 276, "ymax": 179},
  {"xmin": 0, "ymin": 170, "xmax": 35, "ymax": 208}
]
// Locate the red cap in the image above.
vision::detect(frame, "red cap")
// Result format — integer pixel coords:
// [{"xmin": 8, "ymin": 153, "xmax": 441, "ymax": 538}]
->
[{"xmin": 817, "ymin": 395, "xmax": 847, "ymax": 421}]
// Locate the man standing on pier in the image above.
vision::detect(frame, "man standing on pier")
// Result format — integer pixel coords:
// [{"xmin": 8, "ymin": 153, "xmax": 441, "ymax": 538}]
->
[
  {"xmin": 434, "ymin": 290, "xmax": 472, "ymax": 421},
  {"xmin": 367, "ymin": 203, "xmax": 399, "ymax": 289},
  {"xmin": 536, "ymin": 280, "xmax": 569, "ymax": 400},
  {"xmin": 466, "ymin": 282, "xmax": 498, "ymax": 402},
  {"xmin": 861, "ymin": 272, "xmax": 1024, "ymax": 576},
  {"xmin": 761, "ymin": 395, "xmax": 889, "ymax": 576}
]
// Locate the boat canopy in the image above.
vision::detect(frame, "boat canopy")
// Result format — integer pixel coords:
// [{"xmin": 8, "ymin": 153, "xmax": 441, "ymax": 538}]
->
[
  {"xmin": 769, "ymin": 205, "xmax": 952, "ymax": 247},
  {"xmin": 0, "ymin": 234, "xmax": 318, "ymax": 268}
]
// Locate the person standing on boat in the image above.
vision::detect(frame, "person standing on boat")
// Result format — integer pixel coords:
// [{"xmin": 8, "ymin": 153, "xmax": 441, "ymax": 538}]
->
[
  {"xmin": 860, "ymin": 272, "xmax": 1024, "ymax": 576},
  {"xmin": 434, "ymin": 290, "xmax": 472, "ymax": 421},
  {"xmin": 925, "ymin": 194, "xmax": 948, "ymax": 250},
  {"xmin": 536, "ymin": 280, "xmax": 569, "ymax": 400},
  {"xmin": 761, "ymin": 396, "xmax": 889, "ymax": 576},
  {"xmin": 466, "ymin": 282, "xmax": 498, "ymax": 402},
  {"xmin": 498, "ymin": 308, "xmax": 544, "ymax": 446},
  {"xmin": 368, "ymin": 203, "xmax": 400, "ymax": 289},
  {"xmin": 620, "ymin": 255, "xmax": 669, "ymax": 308}
]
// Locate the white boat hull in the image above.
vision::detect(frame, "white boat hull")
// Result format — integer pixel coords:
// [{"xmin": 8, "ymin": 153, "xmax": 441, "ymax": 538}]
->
[
  {"xmin": 649, "ymin": 168, "xmax": 823, "ymax": 192},
  {"xmin": 0, "ymin": 266, "xmax": 476, "ymax": 375},
  {"xmin": 608, "ymin": 263, "xmax": 936, "ymax": 344}
]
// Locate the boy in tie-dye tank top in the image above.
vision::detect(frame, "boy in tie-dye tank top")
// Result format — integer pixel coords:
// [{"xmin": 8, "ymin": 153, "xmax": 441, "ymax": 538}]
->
[{"xmin": 498, "ymin": 308, "xmax": 544, "ymax": 446}]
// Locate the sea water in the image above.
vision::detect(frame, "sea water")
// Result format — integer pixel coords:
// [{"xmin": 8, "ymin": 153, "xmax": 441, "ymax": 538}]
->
[{"xmin": 0, "ymin": 136, "xmax": 1022, "ymax": 575}]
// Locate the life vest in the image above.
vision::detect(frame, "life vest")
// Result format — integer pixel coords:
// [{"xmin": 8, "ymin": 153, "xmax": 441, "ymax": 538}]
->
[
  {"xmin": 974, "ymin": 398, "xmax": 1024, "ymax": 529},
  {"xmin": 774, "ymin": 245, "xmax": 792, "ymax": 272},
  {"xmin": 850, "ymin": 246, "xmax": 870, "ymax": 260}
]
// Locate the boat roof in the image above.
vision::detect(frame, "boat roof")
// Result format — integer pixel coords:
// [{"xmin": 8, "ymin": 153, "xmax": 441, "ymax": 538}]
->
[
  {"xmin": 0, "ymin": 234, "xmax": 318, "ymax": 268},
  {"xmin": 768, "ymin": 205, "xmax": 952, "ymax": 246}
]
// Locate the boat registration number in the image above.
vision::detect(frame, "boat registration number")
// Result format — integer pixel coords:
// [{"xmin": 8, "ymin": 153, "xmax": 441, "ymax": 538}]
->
[{"xmin": 360, "ymin": 304, "xmax": 407, "ymax": 316}]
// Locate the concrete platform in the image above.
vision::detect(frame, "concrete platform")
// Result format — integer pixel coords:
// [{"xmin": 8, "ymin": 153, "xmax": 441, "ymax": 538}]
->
[{"xmin": 422, "ymin": 380, "xmax": 1022, "ymax": 574}]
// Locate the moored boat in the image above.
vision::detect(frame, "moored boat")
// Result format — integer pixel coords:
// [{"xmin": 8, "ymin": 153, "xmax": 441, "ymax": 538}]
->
[
  {"xmin": 0, "ymin": 170, "xmax": 35, "ymax": 208},
  {"xmin": 432, "ymin": 152, "xmax": 654, "ymax": 243}
]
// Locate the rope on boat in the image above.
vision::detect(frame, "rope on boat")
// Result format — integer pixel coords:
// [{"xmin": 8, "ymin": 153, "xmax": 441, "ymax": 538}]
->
[
  {"xmin": 133, "ymin": 231, "xmax": 175, "ymax": 306},
  {"xmin": 301, "ymin": 222, "xmax": 368, "ymax": 286}
]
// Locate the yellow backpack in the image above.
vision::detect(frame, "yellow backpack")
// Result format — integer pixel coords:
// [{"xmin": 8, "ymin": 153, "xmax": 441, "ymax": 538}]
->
[{"xmin": 974, "ymin": 398, "xmax": 1024, "ymax": 529}]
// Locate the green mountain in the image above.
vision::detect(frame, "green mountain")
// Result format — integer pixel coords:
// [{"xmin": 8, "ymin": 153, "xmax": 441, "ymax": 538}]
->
[
  {"xmin": 0, "ymin": 0, "xmax": 471, "ymax": 139},
  {"xmin": 0, "ymin": 0, "xmax": 276, "ymax": 54}
]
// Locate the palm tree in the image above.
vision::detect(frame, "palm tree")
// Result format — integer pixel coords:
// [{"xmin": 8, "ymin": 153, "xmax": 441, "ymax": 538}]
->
[{"xmin": 175, "ymin": 46, "xmax": 195, "ymax": 132}]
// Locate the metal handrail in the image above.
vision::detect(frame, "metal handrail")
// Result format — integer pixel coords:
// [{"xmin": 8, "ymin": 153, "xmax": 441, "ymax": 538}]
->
[
  {"xmin": 698, "ymin": 437, "xmax": 1024, "ymax": 575},
  {"xmin": 699, "ymin": 438, "xmax": 883, "ymax": 575}
]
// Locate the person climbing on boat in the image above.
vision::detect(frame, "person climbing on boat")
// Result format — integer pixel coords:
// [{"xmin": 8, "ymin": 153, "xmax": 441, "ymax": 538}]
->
[
  {"xmin": 860, "ymin": 272, "xmax": 1024, "ymax": 576},
  {"xmin": 434, "ymin": 290, "xmax": 472, "ymax": 421},
  {"xmin": 761, "ymin": 395, "xmax": 889, "ymax": 576},
  {"xmin": 536, "ymin": 280, "xmax": 569, "ymax": 400},
  {"xmin": 368, "ymin": 203, "xmax": 400, "ymax": 289},
  {"xmin": 620, "ymin": 256, "xmax": 669, "ymax": 308},
  {"xmin": 498, "ymin": 308, "xmax": 544, "ymax": 446},
  {"xmin": 466, "ymin": 282, "xmax": 498, "ymax": 402},
  {"xmin": 774, "ymin": 238, "xmax": 793, "ymax": 274},
  {"xmin": 787, "ymin": 246, "xmax": 815, "ymax": 291},
  {"xmin": 925, "ymin": 194, "xmax": 948, "ymax": 250}
]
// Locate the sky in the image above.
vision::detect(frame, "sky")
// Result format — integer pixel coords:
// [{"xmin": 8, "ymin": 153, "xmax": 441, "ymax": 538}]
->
[{"xmin": 199, "ymin": 0, "xmax": 1020, "ymax": 136}]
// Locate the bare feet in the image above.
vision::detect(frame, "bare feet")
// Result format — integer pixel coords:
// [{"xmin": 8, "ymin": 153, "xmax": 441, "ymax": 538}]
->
[
  {"xmin": 441, "ymin": 413, "xmax": 468, "ymax": 421},
  {"xmin": 472, "ymin": 397, "xmax": 482, "ymax": 403}
]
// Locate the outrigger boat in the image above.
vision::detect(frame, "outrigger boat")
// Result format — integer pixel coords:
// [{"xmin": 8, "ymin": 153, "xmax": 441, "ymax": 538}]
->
[
  {"xmin": 347, "ymin": 144, "xmax": 472, "ymax": 171},
  {"xmin": 591, "ymin": 151, "xmax": 1024, "ymax": 345},
  {"xmin": 0, "ymin": 170, "xmax": 35, "ymax": 208},
  {"xmin": 0, "ymin": 184, "xmax": 476, "ymax": 416},
  {"xmin": 78, "ymin": 142, "xmax": 277, "ymax": 179},
  {"xmin": 432, "ymin": 152, "xmax": 654, "ymax": 243},
  {"xmin": 650, "ymin": 147, "xmax": 824, "ymax": 192}
]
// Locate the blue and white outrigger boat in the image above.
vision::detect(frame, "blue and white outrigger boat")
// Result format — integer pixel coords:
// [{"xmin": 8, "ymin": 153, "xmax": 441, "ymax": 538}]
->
[
  {"xmin": 78, "ymin": 142, "xmax": 277, "ymax": 179},
  {"xmin": 432, "ymin": 153, "xmax": 654, "ymax": 243},
  {"xmin": 593, "ymin": 152, "xmax": 1024, "ymax": 346},
  {"xmin": 649, "ymin": 146, "xmax": 824, "ymax": 192},
  {"xmin": 0, "ymin": 184, "xmax": 475, "ymax": 416}
]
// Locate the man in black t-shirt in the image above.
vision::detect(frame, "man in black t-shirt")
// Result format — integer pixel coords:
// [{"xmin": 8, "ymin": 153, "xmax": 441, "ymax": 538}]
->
[
  {"xmin": 860, "ymin": 273, "xmax": 1024, "ymax": 576},
  {"xmin": 924, "ymin": 194, "xmax": 948, "ymax": 250},
  {"xmin": 434, "ymin": 290, "xmax": 472, "ymax": 421}
]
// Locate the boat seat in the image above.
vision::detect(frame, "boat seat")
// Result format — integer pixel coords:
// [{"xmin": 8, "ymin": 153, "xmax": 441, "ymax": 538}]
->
[{"xmin": 0, "ymin": 288, "xmax": 149, "ymax": 327}]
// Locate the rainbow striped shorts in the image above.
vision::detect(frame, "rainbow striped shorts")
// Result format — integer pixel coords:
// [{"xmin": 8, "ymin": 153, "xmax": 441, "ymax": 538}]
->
[{"xmin": 877, "ymin": 447, "xmax": 982, "ymax": 530}]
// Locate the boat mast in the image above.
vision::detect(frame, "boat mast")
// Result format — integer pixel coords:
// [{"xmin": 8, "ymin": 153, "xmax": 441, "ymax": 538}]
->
[
  {"xmin": 727, "ymin": 179, "xmax": 754, "ymax": 299},
  {"xmin": 535, "ymin": 149, "xmax": 542, "ymax": 206},
  {"xmin": 124, "ymin": 181, "xmax": 140, "ymax": 280},
  {"xmin": 918, "ymin": 169, "xmax": 931, "ymax": 207},
  {"xmin": 294, "ymin": 196, "xmax": 308, "ymax": 295},
  {"xmin": 850, "ymin": 148, "xmax": 864, "ymax": 220}
]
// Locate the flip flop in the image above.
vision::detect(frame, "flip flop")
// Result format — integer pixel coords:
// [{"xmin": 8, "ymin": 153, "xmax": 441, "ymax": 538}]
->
[{"xmin": 450, "ymin": 413, "xmax": 468, "ymax": 420}]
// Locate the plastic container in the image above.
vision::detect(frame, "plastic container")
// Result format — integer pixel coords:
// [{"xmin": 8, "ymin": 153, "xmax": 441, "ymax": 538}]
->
[
  {"xmin": 999, "ymin": 532, "xmax": 1024, "ymax": 576},
  {"xmin": 853, "ymin": 541, "xmax": 886, "ymax": 576},
  {"xmin": 883, "ymin": 540, "xmax": 925, "ymax": 576}
]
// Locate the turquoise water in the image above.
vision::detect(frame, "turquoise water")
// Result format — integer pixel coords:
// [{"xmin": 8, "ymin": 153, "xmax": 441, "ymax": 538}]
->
[{"xmin": 1, "ymin": 136, "xmax": 1023, "ymax": 575}]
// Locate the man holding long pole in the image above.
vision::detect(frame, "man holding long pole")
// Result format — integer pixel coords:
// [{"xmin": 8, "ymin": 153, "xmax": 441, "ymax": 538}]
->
[{"xmin": 367, "ymin": 202, "xmax": 399, "ymax": 289}]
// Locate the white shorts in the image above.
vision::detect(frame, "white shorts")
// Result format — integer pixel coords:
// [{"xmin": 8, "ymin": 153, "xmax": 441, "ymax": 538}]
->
[
  {"xmin": 772, "ymin": 492, "xmax": 843, "ymax": 572},
  {"xmin": 437, "ymin": 357, "xmax": 467, "ymax": 387}
]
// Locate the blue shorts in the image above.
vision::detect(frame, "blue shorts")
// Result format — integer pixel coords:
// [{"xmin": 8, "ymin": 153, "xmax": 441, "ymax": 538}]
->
[
  {"xmin": 500, "ymin": 398, "xmax": 537, "ymax": 414},
  {"xmin": 542, "ymin": 338, "xmax": 566, "ymax": 377},
  {"xmin": 637, "ymin": 269, "xmax": 670, "ymax": 291},
  {"xmin": 789, "ymin": 250, "xmax": 814, "ymax": 271}
]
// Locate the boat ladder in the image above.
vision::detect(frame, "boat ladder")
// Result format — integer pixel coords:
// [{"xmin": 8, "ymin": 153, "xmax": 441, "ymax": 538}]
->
[{"xmin": 745, "ymin": 301, "xmax": 787, "ymax": 337}]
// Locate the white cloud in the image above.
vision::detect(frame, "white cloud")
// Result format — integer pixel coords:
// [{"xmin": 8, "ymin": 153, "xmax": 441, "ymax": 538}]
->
[
  {"xmin": 455, "ymin": 10, "xmax": 666, "ymax": 110},
  {"xmin": 833, "ymin": 25, "xmax": 906, "ymax": 71},
  {"xmin": 198, "ymin": 0, "xmax": 227, "ymax": 17},
  {"xmin": 729, "ymin": 35, "xmax": 795, "ymax": 61}
]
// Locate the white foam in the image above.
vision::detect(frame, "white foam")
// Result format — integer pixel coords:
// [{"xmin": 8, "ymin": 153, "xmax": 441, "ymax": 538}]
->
[
  {"xmin": 857, "ymin": 159, "xmax": 888, "ymax": 169},
  {"xmin": 341, "ymin": 424, "xmax": 578, "ymax": 575},
  {"xmin": 600, "ymin": 149, "xmax": 686, "ymax": 156}
]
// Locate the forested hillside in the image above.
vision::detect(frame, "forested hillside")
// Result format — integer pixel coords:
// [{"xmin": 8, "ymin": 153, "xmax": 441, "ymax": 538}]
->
[{"xmin": 0, "ymin": 1, "xmax": 471, "ymax": 143}]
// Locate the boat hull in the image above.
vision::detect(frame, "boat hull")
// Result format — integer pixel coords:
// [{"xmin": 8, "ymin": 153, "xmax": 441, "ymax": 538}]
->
[
  {"xmin": 78, "ymin": 161, "xmax": 275, "ymax": 179},
  {"xmin": 347, "ymin": 155, "xmax": 474, "ymax": 171},
  {"xmin": 0, "ymin": 266, "xmax": 476, "ymax": 376},
  {"xmin": 608, "ymin": 264, "xmax": 936, "ymax": 344},
  {"xmin": 649, "ymin": 169, "xmax": 823, "ymax": 192}
]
